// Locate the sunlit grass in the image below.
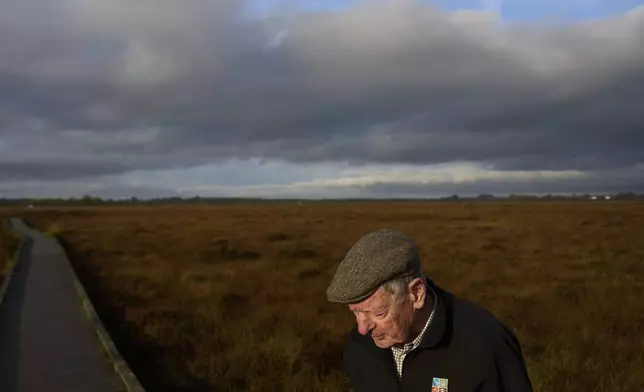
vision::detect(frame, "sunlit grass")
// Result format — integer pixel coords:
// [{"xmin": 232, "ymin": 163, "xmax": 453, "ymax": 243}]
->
[{"xmin": 14, "ymin": 201, "xmax": 644, "ymax": 392}]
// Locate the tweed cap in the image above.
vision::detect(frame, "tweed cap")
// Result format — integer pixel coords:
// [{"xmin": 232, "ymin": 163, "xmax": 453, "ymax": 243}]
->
[{"xmin": 326, "ymin": 228, "xmax": 421, "ymax": 304}]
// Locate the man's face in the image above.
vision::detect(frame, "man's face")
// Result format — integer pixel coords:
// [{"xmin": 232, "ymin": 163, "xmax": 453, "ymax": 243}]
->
[{"xmin": 348, "ymin": 286, "xmax": 415, "ymax": 348}]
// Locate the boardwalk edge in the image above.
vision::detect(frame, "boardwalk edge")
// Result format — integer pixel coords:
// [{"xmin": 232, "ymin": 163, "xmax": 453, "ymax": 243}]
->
[
  {"xmin": 59, "ymin": 238, "xmax": 148, "ymax": 392},
  {"xmin": 0, "ymin": 219, "xmax": 28, "ymax": 307}
]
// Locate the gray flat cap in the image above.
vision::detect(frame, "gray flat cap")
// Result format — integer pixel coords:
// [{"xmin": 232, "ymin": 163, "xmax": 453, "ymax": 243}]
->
[{"xmin": 326, "ymin": 228, "xmax": 421, "ymax": 304}]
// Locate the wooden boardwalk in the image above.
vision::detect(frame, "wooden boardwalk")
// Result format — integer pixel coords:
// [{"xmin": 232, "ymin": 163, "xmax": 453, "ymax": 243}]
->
[{"xmin": 0, "ymin": 218, "xmax": 124, "ymax": 392}]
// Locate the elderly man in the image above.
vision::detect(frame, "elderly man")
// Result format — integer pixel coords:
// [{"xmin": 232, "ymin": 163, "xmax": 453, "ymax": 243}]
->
[{"xmin": 326, "ymin": 229, "xmax": 533, "ymax": 392}]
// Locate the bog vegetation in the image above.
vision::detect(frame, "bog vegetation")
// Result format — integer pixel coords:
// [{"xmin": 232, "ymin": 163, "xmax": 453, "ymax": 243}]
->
[
  {"xmin": 0, "ymin": 218, "xmax": 21, "ymax": 283},
  {"xmin": 3, "ymin": 201, "xmax": 643, "ymax": 392}
]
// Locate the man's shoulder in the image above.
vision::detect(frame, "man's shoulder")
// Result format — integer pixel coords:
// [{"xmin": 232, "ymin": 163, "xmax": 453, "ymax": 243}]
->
[{"xmin": 449, "ymin": 292, "xmax": 513, "ymax": 342}]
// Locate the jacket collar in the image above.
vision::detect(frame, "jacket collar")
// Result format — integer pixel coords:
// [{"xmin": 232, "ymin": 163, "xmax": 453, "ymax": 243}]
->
[{"xmin": 417, "ymin": 278, "xmax": 450, "ymax": 349}]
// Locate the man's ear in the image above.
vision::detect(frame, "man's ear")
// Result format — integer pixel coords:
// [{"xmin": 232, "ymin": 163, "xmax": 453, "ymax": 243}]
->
[{"xmin": 408, "ymin": 278, "xmax": 426, "ymax": 309}]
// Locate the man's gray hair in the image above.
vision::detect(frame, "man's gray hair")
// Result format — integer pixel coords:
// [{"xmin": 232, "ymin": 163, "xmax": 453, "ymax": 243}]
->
[{"xmin": 382, "ymin": 270, "xmax": 426, "ymax": 302}]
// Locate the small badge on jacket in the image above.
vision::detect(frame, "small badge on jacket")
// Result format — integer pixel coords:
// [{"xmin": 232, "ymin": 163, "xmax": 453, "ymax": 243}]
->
[{"xmin": 432, "ymin": 377, "xmax": 448, "ymax": 392}]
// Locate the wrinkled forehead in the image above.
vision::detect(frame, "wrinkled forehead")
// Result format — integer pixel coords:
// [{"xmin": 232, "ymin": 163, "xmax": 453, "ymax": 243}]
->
[{"xmin": 348, "ymin": 287, "xmax": 391, "ymax": 312}]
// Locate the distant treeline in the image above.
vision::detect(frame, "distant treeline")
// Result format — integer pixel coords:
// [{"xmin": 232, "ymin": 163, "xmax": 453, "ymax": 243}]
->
[{"xmin": 0, "ymin": 192, "xmax": 643, "ymax": 207}]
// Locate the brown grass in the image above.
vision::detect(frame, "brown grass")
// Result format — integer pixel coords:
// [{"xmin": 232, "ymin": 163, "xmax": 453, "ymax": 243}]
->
[
  {"xmin": 10, "ymin": 201, "xmax": 644, "ymax": 392},
  {"xmin": 0, "ymin": 218, "xmax": 20, "ymax": 282}
]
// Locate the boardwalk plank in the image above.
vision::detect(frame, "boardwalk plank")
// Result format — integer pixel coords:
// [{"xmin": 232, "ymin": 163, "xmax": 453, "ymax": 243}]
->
[{"xmin": 0, "ymin": 219, "xmax": 124, "ymax": 392}]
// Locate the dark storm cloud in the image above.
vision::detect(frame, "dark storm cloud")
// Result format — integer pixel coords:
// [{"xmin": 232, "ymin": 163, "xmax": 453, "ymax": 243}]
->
[
  {"xmin": 0, "ymin": 159, "xmax": 130, "ymax": 181},
  {"xmin": 0, "ymin": 0, "xmax": 643, "ymax": 192}
]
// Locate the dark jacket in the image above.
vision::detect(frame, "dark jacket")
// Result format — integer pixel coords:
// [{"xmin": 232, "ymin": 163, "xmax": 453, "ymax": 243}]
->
[{"xmin": 342, "ymin": 279, "xmax": 534, "ymax": 392}]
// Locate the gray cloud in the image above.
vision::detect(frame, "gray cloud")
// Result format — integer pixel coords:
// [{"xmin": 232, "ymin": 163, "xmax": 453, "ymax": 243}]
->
[
  {"xmin": 0, "ymin": 0, "xmax": 643, "ymax": 196},
  {"xmin": 0, "ymin": 180, "xmax": 180, "ymax": 200},
  {"xmin": 360, "ymin": 168, "xmax": 644, "ymax": 198},
  {"xmin": 167, "ymin": 164, "xmax": 644, "ymax": 199},
  {"xmin": 0, "ymin": 159, "xmax": 129, "ymax": 181}
]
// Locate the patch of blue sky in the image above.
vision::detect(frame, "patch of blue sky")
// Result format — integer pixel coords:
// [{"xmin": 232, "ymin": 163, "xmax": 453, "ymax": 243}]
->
[
  {"xmin": 246, "ymin": 0, "xmax": 359, "ymax": 18},
  {"xmin": 482, "ymin": 0, "xmax": 644, "ymax": 21},
  {"xmin": 246, "ymin": 0, "xmax": 644, "ymax": 21}
]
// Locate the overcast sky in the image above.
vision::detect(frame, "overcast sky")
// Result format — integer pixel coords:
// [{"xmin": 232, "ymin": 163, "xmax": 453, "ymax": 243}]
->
[{"xmin": 1, "ymin": 0, "xmax": 643, "ymax": 199}]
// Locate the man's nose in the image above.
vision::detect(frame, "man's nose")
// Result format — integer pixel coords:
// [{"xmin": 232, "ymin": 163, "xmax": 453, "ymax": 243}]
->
[{"xmin": 356, "ymin": 315, "xmax": 374, "ymax": 335}]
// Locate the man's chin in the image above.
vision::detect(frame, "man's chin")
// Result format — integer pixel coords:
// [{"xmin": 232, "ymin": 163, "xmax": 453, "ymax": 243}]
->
[{"xmin": 372, "ymin": 336, "xmax": 393, "ymax": 348}]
